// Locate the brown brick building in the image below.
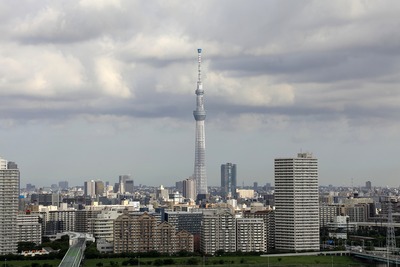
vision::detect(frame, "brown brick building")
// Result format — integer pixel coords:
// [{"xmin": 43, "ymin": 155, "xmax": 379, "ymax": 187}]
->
[{"xmin": 114, "ymin": 212, "xmax": 194, "ymax": 254}]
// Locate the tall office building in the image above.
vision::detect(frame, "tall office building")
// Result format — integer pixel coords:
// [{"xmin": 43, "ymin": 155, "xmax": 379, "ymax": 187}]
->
[
  {"xmin": 274, "ymin": 152, "xmax": 320, "ymax": 251},
  {"xmin": 0, "ymin": 157, "xmax": 20, "ymax": 255},
  {"xmin": 84, "ymin": 180, "xmax": 96, "ymax": 198},
  {"xmin": 182, "ymin": 178, "xmax": 196, "ymax": 200},
  {"xmin": 221, "ymin": 163, "xmax": 237, "ymax": 199},
  {"xmin": 365, "ymin": 180, "xmax": 372, "ymax": 190},
  {"xmin": 95, "ymin": 180, "xmax": 105, "ymax": 196},
  {"xmin": 118, "ymin": 175, "xmax": 131, "ymax": 194},
  {"xmin": 125, "ymin": 179, "xmax": 134, "ymax": 194},
  {"xmin": 193, "ymin": 48, "xmax": 207, "ymax": 196},
  {"xmin": 58, "ymin": 181, "xmax": 69, "ymax": 190}
]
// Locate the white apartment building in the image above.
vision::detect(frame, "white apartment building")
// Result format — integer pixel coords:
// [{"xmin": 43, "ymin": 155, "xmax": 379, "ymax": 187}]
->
[
  {"xmin": 88, "ymin": 210, "xmax": 121, "ymax": 242},
  {"xmin": 200, "ymin": 209, "xmax": 236, "ymax": 254},
  {"xmin": 274, "ymin": 152, "xmax": 320, "ymax": 252},
  {"xmin": 236, "ymin": 218, "xmax": 266, "ymax": 252},
  {"xmin": 17, "ymin": 214, "xmax": 42, "ymax": 245},
  {"xmin": 0, "ymin": 158, "xmax": 19, "ymax": 255},
  {"xmin": 320, "ymin": 204, "xmax": 340, "ymax": 228},
  {"xmin": 33, "ymin": 206, "xmax": 76, "ymax": 235},
  {"xmin": 236, "ymin": 189, "xmax": 254, "ymax": 199}
]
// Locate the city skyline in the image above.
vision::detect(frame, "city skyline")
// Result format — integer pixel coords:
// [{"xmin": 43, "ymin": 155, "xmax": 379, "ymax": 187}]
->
[{"xmin": 1, "ymin": 1, "xmax": 400, "ymax": 187}]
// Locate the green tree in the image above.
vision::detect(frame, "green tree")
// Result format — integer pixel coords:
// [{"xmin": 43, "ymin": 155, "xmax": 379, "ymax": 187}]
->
[
  {"xmin": 17, "ymin": 242, "xmax": 37, "ymax": 253},
  {"xmin": 186, "ymin": 257, "xmax": 199, "ymax": 265},
  {"xmin": 163, "ymin": 259, "xmax": 175, "ymax": 265},
  {"xmin": 85, "ymin": 242, "xmax": 101, "ymax": 259},
  {"xmin": 215, "ymin": 249, "xmax": 225, "ymax": 256},
  {"xmin": 153, "ymin": 259, "xmax": 163, "ymax": 266}
]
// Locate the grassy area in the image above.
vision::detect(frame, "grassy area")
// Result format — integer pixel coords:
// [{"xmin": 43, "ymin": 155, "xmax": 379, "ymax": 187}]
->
[
  {"xmin": 82, "ymin": 255, "xmax": 366, "ymax": 267},
  {"xmin": 0, "ymin": 259, "xmax": 61, "ymax": 267}
]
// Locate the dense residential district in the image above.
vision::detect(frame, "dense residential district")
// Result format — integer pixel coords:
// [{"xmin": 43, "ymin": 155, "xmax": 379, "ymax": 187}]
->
[{"xmin": 0, "ymin": 153, "xmax": 399, "ymax": 257}]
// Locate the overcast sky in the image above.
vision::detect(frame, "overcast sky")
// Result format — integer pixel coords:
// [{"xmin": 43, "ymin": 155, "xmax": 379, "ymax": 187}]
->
[{"xmin": 1, "ymin": 0, "xmax": 400, "ymax": 188}]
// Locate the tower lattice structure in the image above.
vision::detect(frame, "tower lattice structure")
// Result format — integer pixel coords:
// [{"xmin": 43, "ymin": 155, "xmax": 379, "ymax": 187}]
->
[
  {"xmin": 193, "ymin": 48, "xmax": 207, "ymax": 195},
  {"xmin": 386, "ymin": 200, "xmax": 396, "ymax": 257}
]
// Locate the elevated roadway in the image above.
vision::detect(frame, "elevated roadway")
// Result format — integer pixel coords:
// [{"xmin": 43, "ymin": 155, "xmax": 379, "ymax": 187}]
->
[{"xmin": 58, "ymin": 232, "xmax": 94, "ymax": 267}]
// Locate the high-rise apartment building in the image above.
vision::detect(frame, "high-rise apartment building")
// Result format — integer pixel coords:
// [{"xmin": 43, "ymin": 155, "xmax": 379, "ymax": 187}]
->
[
  {"xmin": 320, "ymin": 204, "xmax": 341, "ymax": 229},
  {"xmin": 193, "ymin": 49, "xmax": 208, "ymax": 196},
  {"xmin": 164, "ymin": 211, "xmax": 203, "ymax": 235},
  {"xmin": 200, "ymin": 209, "xmax": 236, "ymax": 254},
  {"xmin": 236, "ymin": 218, "xmax": 266, "ymax": 252},
  {"xmin": 274, "ymin": 152, "xmax": 319, "ymax": 252},
  {"xmin": 17, "ymin": 214, "xmax": 42, "ymax": 245},
  {"xmin": 243, "ymin": 209, "xmax": 275, "ymax": 251},
  {"xmin": 113, "ymin": 213, "xmax": 134, "ymax": 253},
  {"xmin": 221, "ymin": 163, "xmax": 237, "ymax": 198},
  {"xmin": 87, "ymin": 210, "xmax": 120, "ymax": 243},
  {"xmin": 0, "ymin": 157, "xmax": 20, "ymax": 255}
]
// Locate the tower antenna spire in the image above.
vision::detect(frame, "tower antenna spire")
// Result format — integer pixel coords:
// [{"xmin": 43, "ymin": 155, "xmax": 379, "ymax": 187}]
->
[
  {"xmin": 193, "ymin": 48, "xmax": 207, "ymax": 197},
  {"xmin": 197, "ymin": 48, "xmax": 202, "ymax": 85}
]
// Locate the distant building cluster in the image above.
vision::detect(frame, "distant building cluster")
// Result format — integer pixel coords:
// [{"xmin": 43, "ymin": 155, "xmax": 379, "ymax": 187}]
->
[
  {"xmin": 2, "ymin": 151, "xmax": 400, "ymax": 256},
  {"xmin": 0, "ymin": 151, "xmax": 274, "ymax": 255}
]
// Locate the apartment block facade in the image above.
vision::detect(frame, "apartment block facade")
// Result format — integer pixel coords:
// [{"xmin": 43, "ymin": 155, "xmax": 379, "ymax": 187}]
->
[
  {"xmin": 274, "ymin": 153, "xmax": 320, "ymax": 252},
  {"xmin": 17, "ymin": 214, "xmax": 42, "ymax": 245},
  {"xmin": 114, "ymin": 212, "xmax": 194, "ymax": 254},
  {"xmin": 200, "ymin": 210, "xmax": 236, "ymax": 254},
  {"xmin": 0, "ymin": 159, "xmax": 20, "ymax": 255},
  {"xmin": 236, "ymin": 218, "xmax": 265, "ymax": 252}
]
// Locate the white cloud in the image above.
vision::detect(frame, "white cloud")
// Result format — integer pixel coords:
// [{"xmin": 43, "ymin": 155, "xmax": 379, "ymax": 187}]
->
[
  {"xmin": 208, "ymin": 72, "xmax": 295, "ymax": 107},
  {"xmin": 95, "ymin": 56, "xmax": 132, "ymax": 98},
  {"xmin": 124, "ymin": 34, "xmax": 194, "ymax": 60},
  {"xmin": 13, "ymin": 6, "xmax": 66, "ymax": 41},
  {"xmin": 79, "ymin": 0, "xmax": 122, "ymax": 10},
  {"xmin": 0, "ymin": 45, "xmax": 86, "ymax": 97}
]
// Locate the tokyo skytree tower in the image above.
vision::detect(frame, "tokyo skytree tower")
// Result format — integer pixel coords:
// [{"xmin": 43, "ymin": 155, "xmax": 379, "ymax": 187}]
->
[{"xmin": 193, "ymin": 48, "xmax": 208, "ymax": 195}]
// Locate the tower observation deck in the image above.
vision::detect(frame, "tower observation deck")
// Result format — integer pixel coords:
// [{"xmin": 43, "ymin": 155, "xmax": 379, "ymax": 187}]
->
[{"xmin": 193, "ymin": 48, "xmax": 207, "ymax": 195}]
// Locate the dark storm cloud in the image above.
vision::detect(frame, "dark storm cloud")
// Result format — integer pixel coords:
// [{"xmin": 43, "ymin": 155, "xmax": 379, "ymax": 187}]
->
[{"xmin": 211, "ymin": 47, "xmax": 400, "ymax": 84}]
